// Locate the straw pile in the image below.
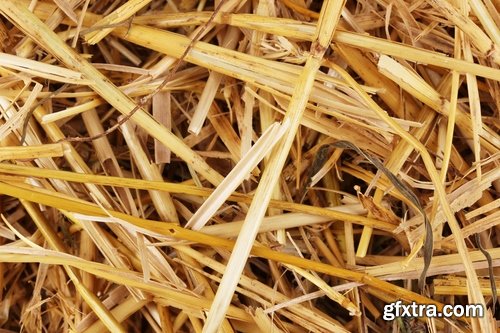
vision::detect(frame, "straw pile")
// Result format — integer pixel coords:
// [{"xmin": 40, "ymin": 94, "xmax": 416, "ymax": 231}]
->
[{"xmin": 0, "ymin": 0, "xmax": 498, "ymax": 332}]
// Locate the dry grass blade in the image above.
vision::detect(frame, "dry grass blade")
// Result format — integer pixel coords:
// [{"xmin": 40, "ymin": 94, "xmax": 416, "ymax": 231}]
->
[
  {"xmin": 332, "ymin": 140, "xmax": 433, "ymax": 291},
  {"xmin": 475, "ymin": 233, "xmax": 497, "ymax": 314}
]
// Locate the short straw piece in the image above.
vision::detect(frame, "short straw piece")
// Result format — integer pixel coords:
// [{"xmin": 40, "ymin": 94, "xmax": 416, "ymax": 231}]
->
[
  {"xmin": 0, "ymin": 143, "xmax": 65, "ymax": 161},
  {"xmin": 433, "ymin": 277, "xmax": 500, "ymax": 297},
  {"xmin": 283, "ymin": 263, "xmax": 360, "ymax": 317},
  {"xmin": 41, "ymin": 99, "xmax": 103, "ymax": 124},
  {"xmin": 84, "ymin": 0, "xmax": 153, "ymax": 44},
  {"xmin": 377, "ymin": 55, "xmax": 443, "ymax": 112},
  {"xmin": 199, "ymin": 205, "xmax": 366, "ymax": 238},
  {"xmin": 188, "ymin": 26, "xmax": 240, "ymax": 135},
  {"xmin": 467, "ymin": 0, "xmax": 500, "ymax": 46},
  {"xmin": 152, "ymin": 91, "xmax": 171, "ymax": 164},
  {"xmin": 0, "ymin": 52, "xmax": 89, "ymax": 84},
  {"xmin": 185, "ymin": 120, "xmax": 290, "ymax": 230},
  {"xmin": 427, "ymin": 0, "xmax": 500, "ymax": 64}
]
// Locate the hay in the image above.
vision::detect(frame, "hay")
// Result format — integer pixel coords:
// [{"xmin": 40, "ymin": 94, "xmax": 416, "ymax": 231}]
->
[{"xmin": 0, "ymin": 0, "xmax": 498, "ymax": 332}]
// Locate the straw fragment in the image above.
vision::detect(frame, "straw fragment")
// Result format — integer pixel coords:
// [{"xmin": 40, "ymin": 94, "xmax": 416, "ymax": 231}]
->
[
  {"xmin": 84, "ymin": 0, "xmax": 152, "ymax": 44},
  {"xmin": 185, "ymin": 120, "xmax": 289, "ymax": 230}
]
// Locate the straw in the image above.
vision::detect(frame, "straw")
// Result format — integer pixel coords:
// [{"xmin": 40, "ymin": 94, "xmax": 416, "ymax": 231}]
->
[
  {"xmin": 0, "ymin": 0, "xmax": 498, "ymax": 332},
  {"xmin": 84, "ymin": 0, "xmax": 152, "ymax": 44}
]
